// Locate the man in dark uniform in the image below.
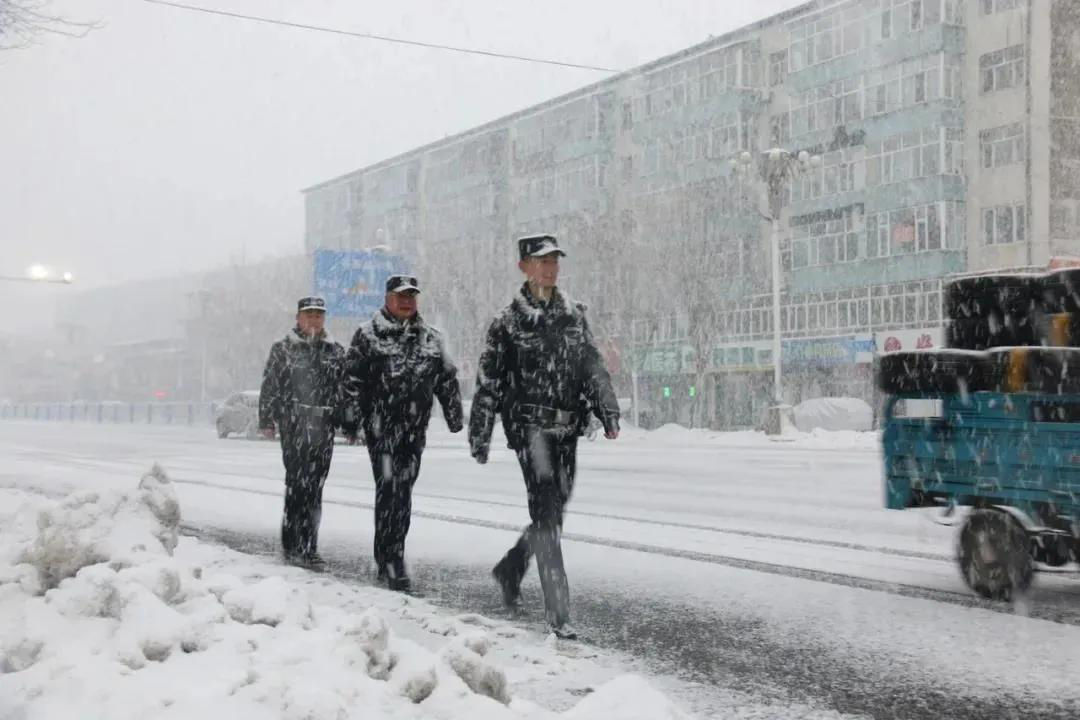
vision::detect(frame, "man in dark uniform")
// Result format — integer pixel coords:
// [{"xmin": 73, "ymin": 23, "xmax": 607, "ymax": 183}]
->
[
  {"xmin": 468, "ymin": 234, "xmax": 620, "ymax": 639},
  {"xmin": 344, "ymin": 274, "xmax": 463, "ymax": 591},
  {"xmin": 258, "ymin": 295, "xmax": 346, "ymax": 571}
]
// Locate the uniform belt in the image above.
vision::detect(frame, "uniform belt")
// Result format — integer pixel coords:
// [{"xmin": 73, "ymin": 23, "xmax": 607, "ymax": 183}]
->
[
  {"xmin": 295, "ymin": 403, "xmax": 333, "ymax": 418},
  {"xmin": 517, "ymin": 404, "xmax": 575, "ymax": 425}
]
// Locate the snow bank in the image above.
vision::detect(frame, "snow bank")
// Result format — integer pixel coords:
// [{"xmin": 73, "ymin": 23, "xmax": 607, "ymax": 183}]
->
[
  {"xmin": 792, "ymin": 397, "xmax": 873, "ymax": 433},
  {"xmin": 0, "ymin": 479, "xmax": 693, "ymax": 720}
]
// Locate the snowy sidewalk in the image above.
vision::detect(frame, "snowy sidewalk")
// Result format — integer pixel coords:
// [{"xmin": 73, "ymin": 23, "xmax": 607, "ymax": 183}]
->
[{"xmin": 0, "ymin": 471, "xmax": 691, "ymax": 720}]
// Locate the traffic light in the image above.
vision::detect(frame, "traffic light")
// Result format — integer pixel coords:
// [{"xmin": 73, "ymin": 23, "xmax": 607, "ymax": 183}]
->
[
  {"xmin": 689, "ymin": 386, "xmax": 696, "ymax": 398},
  {"xmin": 662, "ymin": 386, "xmax": 671, "ymax": 398}
]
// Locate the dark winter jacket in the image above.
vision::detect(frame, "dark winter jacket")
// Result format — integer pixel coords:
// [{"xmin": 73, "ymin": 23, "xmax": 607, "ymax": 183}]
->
[
  {"xmin": 259, "ymin": 328, "xmax": 347, "ymax": 431},
  {"xmin": 343, "ymin": 309, "xmax": 463, "ymax": 451},
  {"xmin": 469, "ymin": 284, "xmax": 619, "ymax": 458}
]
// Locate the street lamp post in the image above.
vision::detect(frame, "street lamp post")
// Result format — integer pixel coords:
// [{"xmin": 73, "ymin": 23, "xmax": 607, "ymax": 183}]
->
[{"xmin": 731, "ymin": 148, "xmax": 820, "ymax": 407}]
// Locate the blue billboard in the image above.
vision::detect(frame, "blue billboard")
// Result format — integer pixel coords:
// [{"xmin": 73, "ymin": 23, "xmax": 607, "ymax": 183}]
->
[
  {"xmin": 313, "ymin": 249, "xmax": 409, "ymax": 318},
  {"xmin": 782, "ymin": 335, "xmax": 875, "ymax": 367}
]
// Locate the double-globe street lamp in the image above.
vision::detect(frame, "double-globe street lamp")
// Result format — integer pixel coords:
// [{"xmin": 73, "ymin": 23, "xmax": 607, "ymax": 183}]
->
[{"xmin": 731, "ymin": 148, "xmax": 820, "ymax": 408}]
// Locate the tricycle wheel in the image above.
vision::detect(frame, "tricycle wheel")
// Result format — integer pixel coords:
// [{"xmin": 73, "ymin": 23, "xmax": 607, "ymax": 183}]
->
[
  {"xmin": 958, "ymin": 509, "xmax": 1033, "ymax": 601},
  {"xmin": 216, "ymin": 420, "xmax": 229, "ymax": 439}
]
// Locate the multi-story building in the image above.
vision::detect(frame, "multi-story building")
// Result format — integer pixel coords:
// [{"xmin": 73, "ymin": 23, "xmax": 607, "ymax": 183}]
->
[{"xmin": 303, "ymin": 0, "xmax": 1080, "ymax": 429}]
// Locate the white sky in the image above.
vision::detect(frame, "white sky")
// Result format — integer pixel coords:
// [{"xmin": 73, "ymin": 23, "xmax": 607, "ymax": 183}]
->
[{"xmin": 0, "ymin": 0, "xmax": 805, "ymax": 332}]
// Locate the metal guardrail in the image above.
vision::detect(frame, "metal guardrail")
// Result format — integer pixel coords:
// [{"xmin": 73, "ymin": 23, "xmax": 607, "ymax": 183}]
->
[{"xmin": 0, "ymin": 402, "xmax": 220, "ymax": 426}]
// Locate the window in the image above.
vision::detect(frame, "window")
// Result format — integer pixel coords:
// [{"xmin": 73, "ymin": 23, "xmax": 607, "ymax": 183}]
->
[
  {"xmin": 980, "ymin": 123, "xmax": 1025, "ymax": 169},
  {"xmin": 707, "ymin": 112, "xmax": 752, "ymax": 157},
  {"xmin": 790, "ymin": 212, "xmax": 862, "ymax": 269},
  {"xmin": 778, "ymin": 286, "xmax": 941, "ymax": 334},
  {"xmin": 793, "ymin": 148, "xmax": 859, "ymax": 202},
  {"xmin": 789, "ymin": 76, "xmax": 864, "ymax": 137},
  {"xmin": 622, "ymin": 101, "xmax": 633, "ymax": 130},
  {"xmin": 982, "ymin": 0, "xmax": 1021, "ymax": 14},
  {"xmin": 770, "ymin": 51, "xmax": 788, "ymax": 87},
  {"xmin": 788, "ymin": 3, "xmax": 898, "ymax": 74},
  {"xmin": 770, "ymin": 113, "xmax": 791, "ymax": 146},
  {"xmin": 866, "ymin": 203, "xmax": 945, "ymax": 257},
  {"xmin": 867, "ymin": 128, "xmax": 959, "ymax": 187},
  {"xmin": 980, "ymin": 45, "xmax": 1025, "ymax": 93},
  {"xmin": 983, "ymin": 204, "xmax": 1027, "ymax": 244},
  {"xmin": 864, "ymin": 53, "xmax": 956, "ymax": 120}
]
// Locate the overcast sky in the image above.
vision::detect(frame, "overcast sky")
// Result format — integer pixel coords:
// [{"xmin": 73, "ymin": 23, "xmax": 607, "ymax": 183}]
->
[{"xmin": 0, "ymin": 0, "xmax": 805, "ymax": 332}]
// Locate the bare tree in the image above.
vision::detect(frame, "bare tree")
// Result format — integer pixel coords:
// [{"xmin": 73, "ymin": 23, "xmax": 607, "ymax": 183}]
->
[{"xmin": 0, "ymin": 0, "xmax": 98, "ymax": 50}]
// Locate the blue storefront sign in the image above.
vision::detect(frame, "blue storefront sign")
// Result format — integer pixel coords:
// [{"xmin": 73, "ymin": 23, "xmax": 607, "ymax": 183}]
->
[
  {"xmin": 782, "ymin": 336, "xmax": 875, "ymax": 366},
  {"xmin": 313, "ymin": 249, "xmax": 409, "ymax": 318}
]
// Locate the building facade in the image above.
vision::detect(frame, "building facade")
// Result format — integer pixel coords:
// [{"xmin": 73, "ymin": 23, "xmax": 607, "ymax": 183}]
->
[{"xmin": 303, "ymin": 0, "xmax": 1080, "ymax": 429}]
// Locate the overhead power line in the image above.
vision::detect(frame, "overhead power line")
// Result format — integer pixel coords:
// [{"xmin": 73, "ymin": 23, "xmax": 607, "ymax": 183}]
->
[{"xmin": 142, "ymin": 0, "xmax": 622, "ymax": 73}]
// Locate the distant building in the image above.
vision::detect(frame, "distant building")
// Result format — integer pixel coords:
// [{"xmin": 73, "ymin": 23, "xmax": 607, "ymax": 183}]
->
[
  {"xmin": 46, "ymin": 256, "xmax": 310, "ymax": 403},
  {"xmin": 303, "ymin": 0, "xmax": 1080, "ymax": 429}
]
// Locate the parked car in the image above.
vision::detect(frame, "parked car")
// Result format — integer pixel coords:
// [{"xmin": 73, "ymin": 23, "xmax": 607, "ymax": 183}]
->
[
  {"xmin": 216, "ymin": 391, "xmax": 363, "ymax": 443},
  {"xmin": 215, "ymin": 391, "xmax": 261, "ymax": 439}
]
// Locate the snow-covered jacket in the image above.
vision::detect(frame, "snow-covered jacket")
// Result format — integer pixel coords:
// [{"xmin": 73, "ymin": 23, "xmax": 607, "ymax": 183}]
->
[
  {"xmin": 469, "ymin": 284, "xmax": 619, "ymax": 457},
  {"xmin": 258, "ymin": 328, "xmax": 347, "ymax": 431},
  {"xmin": 343, "ymin": 309, "xmax": 463, "ymax": 451}
]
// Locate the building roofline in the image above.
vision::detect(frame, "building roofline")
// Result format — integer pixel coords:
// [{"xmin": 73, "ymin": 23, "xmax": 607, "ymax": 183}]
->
[{"xmin": 300, "ymin": 1, "xmax": 817, "ymax": 194}]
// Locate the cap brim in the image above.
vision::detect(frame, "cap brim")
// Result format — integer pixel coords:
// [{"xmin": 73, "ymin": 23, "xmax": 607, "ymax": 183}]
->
[
  {"xmin": 389, "ymin": 285, "xmax": 421, "ymax": 294},
  {"xmin": 298, "ymin": 306, "xmax": 327, "ymax": 312},
  {"xmin": 529, "ymin": 248, "xmax": 566, "ymax": 258}
]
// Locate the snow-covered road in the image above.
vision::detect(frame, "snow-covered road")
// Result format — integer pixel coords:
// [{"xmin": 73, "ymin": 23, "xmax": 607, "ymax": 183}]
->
[{"xmin": 4, "ymin": 419, "xmax": 1080, "ymax": 718}]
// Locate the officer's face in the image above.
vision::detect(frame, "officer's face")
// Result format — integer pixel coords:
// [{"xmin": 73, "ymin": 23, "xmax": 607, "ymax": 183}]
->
[
  {"xmin": 518, "ymin": 254, "xmax": 560, "ymax": 289},
  {"xmin": 385, "ymin": 290, "xmax": 419, "ymax": 320},
  {"xmin": 296, "ymin": 310, "xmax": 326, "ymax": 336}
]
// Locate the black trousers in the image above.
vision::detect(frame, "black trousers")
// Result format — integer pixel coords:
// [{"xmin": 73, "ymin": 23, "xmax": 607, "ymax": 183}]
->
[
  {"xmin": 499, "ymin": 429, "xmax": 577, "ymax": 626},
  {"xmin": 367, "ymin": 444, "xmax": 423, "ymax": 572},
  {"xmin": 279, "ymin": 418, "xmax": 335, "ymax": 558}
]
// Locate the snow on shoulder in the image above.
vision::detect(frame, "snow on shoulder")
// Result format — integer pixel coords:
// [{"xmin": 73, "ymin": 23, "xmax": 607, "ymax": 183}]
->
[{"xmin": 0, "ymin": 474, "xmax": 693, "ymax": 720}]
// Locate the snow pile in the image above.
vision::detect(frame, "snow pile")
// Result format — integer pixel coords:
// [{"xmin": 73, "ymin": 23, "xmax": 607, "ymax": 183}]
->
[
  {"xmin": 0, "ymin": 480, "xmax": 693, "ymax": 720},
  {"xmin": 563, "ymin": 674, "xmax": 692, "ymax": 719},
  {"xmin": 792, "ymin": 397, "xmax": 874, "ymax": 433},
  {"xmin": 20, "ymin": 463, "xmax": 181, "ymax": 590}
]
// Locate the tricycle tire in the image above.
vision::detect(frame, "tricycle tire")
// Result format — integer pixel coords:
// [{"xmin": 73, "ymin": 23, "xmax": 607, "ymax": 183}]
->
[{"xmin": 957, "ymin": 509, "xmax": 1033, "ymax": 601}]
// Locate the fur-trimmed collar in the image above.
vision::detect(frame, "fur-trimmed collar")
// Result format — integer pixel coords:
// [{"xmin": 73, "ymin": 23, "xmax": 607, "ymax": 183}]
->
[
  {"xmin": 508, "ymin": 283, "xmax": 586, "ymax": 327},
  {"xmin": 372, "ymin": 307, "xmax": 427, "ymax": 337},
  {"xmin": 286, "ymin": 327, "xmax": 337, "ymax": 345}
]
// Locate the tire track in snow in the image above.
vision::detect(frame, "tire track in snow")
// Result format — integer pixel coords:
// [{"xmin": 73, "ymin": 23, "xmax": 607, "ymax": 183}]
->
[
  {"xmin": 165, "ymin": 473, "xmax": 1080, "ymax": 626},
  {"xmin": 52, "ymin": 452, "xmax": 951, "ymax": 564}
]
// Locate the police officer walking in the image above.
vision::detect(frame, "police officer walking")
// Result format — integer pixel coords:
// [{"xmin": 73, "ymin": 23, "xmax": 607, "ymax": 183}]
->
[
  {"xmin": 344, "ymin": 274, "xmax": 463, "ymax": 591},
  {"xmin": 258, "ymin": 296, "xmax": 346, "ymax": 571},
  {"xmin": 469, "ymin": 234, "xmax": 620, "ymax": 639}
]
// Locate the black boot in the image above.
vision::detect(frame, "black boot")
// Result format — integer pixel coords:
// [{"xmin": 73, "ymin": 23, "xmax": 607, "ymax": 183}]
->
[
  {"xmin": 548, "ymin": 622, "xmax": 578, "ymax": 640},
  {"xmin": 386, "ymin": 558, "xmax": 411, "ymax": 592},
  {"xmin": 492, "ymin": 555, "xmax": 524, "ymax": 608},
  {"xmin": 303, "ymin": 553, "xmax": 328, "ymax": 572}
]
